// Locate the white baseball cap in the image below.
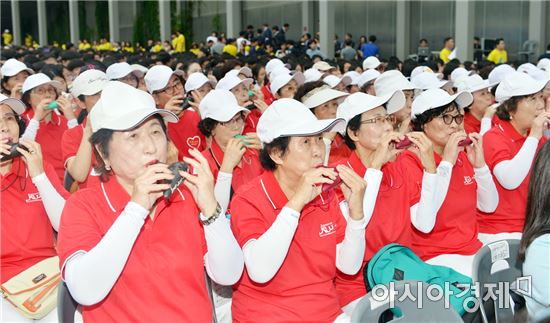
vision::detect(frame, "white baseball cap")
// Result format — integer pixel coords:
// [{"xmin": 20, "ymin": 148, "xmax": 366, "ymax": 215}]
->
[
  {"xmin": 226, "ymin": 66, "xmax": 253, "ymax": 79},
  {"xmin": 0, "ymin": 58, "xmax": 34, "ymax": 78},
  {"xmin": 517, "ymin": 63, "xmax": 550, "ymax": 82},
  {"xmin": 302, "ymin": 86, "xmax": 349, "ymax": 109},
  {"xmin": 323, "ymin": 75, "xmax": 351, "ymax": 89},
  {"xmin": 0, "ymin": 93, "xmax": 25, "ymax": 115},
  {"xmin": 215, "ymin": 74, "xmax": 253, "ymax": 91},
  {"xmin": 411, "ymin": 72, "xmax": 451, "ymax": 91},
  {"xmin": 488, "ymin": 64, "xmax": 515, "ymax": 86},
  {"xmin": 374, "ymin": 70, "xmax": 416, "ymax": 96},
  {"xmin": 411, "ymin": 89, "xmax": 473, "ymax": 120},
  {"xmin": 184, "ymin": 72, "xmax": 217, "ymax": 92},
  {"xmin": 265, "ymin": 59, "xmax": 289, "ymax": 76},
  {"xmin": 357, "ymin": 69, "xmax": 381, "ymax": 88},
  {"xmin": 362, "ymin": 56, "xmax": 381, "ymax": 70},
  {"xmin": 22, "ymin": 73, "xmax": 64, "ymax": 94},
  {"xmin": 106, "ymin": 62, "xmax": 144, "ymax": 81},
  {"xmin": 450, "ymin": 67, "xmax": 473, "ymax": 82},
  {"xmin": 337, "ymin": 91, "xmax": 406, "ymax": 125},
  {"xmin": 270, "ymin": 71, "xmax": 305, "ymax": 94},
  {"xmin": 456, "ymin": 75, "xmax": 494, "ymax": 94},
  {"xmin": 304, "ymin": 68, "xmax": 323, "ymax": 83},
  {"xmin": 410, "ymin": 66, "xmax": 443, "ymax": 80},
  {"xmin": 131, "ymin": 64, "xmax": 149, "ymax": 74},
  {"xmin": 495, "ymin": 71, "xmax": 549, "ymax": 103},
  {"xmin": 537, "ymin": 58, "xmax": 550, "ymax": 75},
  {"xmin": 343, "ymin": 71, "xmax": 360, "ymax": 86},
  {"xmin": 144, "ymin": 65, "xmax": 185, "ymax": 93},
  {"xmin": 312, "ymin": 61, "xmax": 335, "ymax": 72},
  {"xmin": 90, "ymin": 81, "xmax": 178, "ymax": 133},
  {"xmin": 257, "ymin": 98, "xmax": 345, "ymax": 144},
  {"xmin": 70, "ymin": 69, "xmax": 109, "ymax": 97},
  {"xmin": 198, "ymin": 89, "xmax": 249, "ymax": 122},
  {"xmin": 269, "ymin": 67, "xmax": 292, "ymax": 80}
]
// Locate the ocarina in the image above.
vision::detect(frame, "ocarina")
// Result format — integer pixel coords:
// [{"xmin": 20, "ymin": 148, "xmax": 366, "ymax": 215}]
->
[
  {"xmin": 163, "ymin": 162, "xmax": 189, "ymax": 201},
  {"xmin": 394, "ymin": 137, "xmax": 413, "ymax": 149},
  {"xmin": 458, "ymin": 138, "xmax": 473, "ymax": 147},
  {"xmin": 0, "ymin": 143, "xmax": 28, "ymax": 162}
]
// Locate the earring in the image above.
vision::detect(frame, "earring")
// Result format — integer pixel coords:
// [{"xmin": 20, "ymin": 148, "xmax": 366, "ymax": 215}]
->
[{"xmin": 105, "ymin": 165, "xmax": 111, "ymax": 171}]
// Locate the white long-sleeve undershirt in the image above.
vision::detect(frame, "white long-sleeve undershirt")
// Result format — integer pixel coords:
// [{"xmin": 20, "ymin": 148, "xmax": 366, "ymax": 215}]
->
[
  {"xmin": 31, "ymin": 172, "xmax": 65, "ymax": 231},
  {"xmin": 214, "ymin": 171, "xmax": 233, "ymax": 211},
  {"xmin": 479, "ymin": 117, "xmax": 493, "ymax": 136},
  {"xmin": 473, "ymin": 165, "xmax": 499, "ymax": 213},
  {"xmin": 64, "ymin": 201, "xmax": 243, "ymax": 306},
  {"xmin": 493, "ymin": 136, "xmax": 539, "ymax": 190}
]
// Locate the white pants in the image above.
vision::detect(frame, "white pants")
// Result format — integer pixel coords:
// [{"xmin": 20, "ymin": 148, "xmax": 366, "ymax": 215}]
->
[
  {"xmin": 478, "ymin": 232, "xmax": 522, "ymax": 246},
  {"xmin": 334, "ymin": 311, "xmax": 351, "ymax": 323},
  {"xmin": 426, "ymin": 253, "xmax": 476, "ymax": 277}
]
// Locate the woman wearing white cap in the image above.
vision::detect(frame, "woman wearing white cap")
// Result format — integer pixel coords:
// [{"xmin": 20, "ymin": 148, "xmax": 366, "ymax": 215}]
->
[
  {"xmin": 480, "ymin": 72, "xmax": 550, "ymax": 244},
  {"xmin": 57, "ymin": 82, "xmax": 243, "ymax": 322},
  {"xmin": 20, "ymin": 73, "xmax": 77, "ymax": 181},
  {"xmin": 457, "ymin": 75, "xmax": 498, "ymax": 135},
  {"xmin": 105, "ymin": 62, "xmax": 144, "ymax": 89},
  {"xmin": 269, "ymin": 69, "xmax": 305, "ymax": 100},
  {"xmin": 1, "ymin": 94, "xmax": 68, "ymax": 322},
  {"xmin": 1, "ymin": 58, "xmax": 33, "ymax": 99},
  {"xmin": 374, "ymin": 70, "xmax": 417, "ymax": 133},
  {"xmin": 333, "ymin": 91, "xmax": 448, "ymax": 313},
  {"xmin": 402, "ymin": 88, "xmax": 498, "ymax": 276},
  {"xmin": 297, "ymin": 83, "xmax": 350, "ymax": 164},
  {"xmin": 230, "ymin": 98, "xmax": 367, "ymax": 322}
]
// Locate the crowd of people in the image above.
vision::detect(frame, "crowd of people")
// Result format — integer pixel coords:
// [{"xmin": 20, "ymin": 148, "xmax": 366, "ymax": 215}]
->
[{"xmin": 1, "ymin": 24, "xmax": 550, "ymax": 323}]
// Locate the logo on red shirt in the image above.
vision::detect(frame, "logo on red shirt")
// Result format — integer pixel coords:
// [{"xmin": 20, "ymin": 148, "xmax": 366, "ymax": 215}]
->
[
  {"xmin": 464, "ymin": 176, "xmax": 474, "ymax": 185},
  {"xmin": 319, "ymin": 222, "xmax": 336, "ymax": 237},
  {"xmin": 186, "ymin": 136, "xmax": 201, "ymax": 149},
  {"xmin": 25, "ymin": 192, "xmax": 42, "ymax": 203}
]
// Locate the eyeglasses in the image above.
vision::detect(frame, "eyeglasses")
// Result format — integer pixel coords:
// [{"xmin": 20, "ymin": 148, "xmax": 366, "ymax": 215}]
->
[
  {"xmin": 156, "ymin": 79, "xmax": 183, "ymax": 96},
  {"xmin": 440, "ymin": 114, "xmax": 464, "ymax": 125},
  {"xmin": 360, "ymin": 115, "xmax": 396, "ymax": 125},
  {"xmin": 31, "ymin": 86, "xmax": 57, "ymax": 96},
  {"xmin": 220, "ymin": 112, "xmax": 245, "ymax": 127}
]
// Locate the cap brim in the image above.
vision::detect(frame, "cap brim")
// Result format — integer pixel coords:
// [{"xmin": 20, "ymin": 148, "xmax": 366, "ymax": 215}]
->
[
  {"xmin": 2, "ymin": 67, "xmax": 34, "ymax": 77},
  {"xmin": 384, "ymin": 90, "xmax": 407, "ymax": 114},
  {"xmin": 303, "ymin": 89, "xmax": 349, "ymax": 109},
  {"xmin": 99, "ymin": 109, "xmax": 179, "ymax": 132},
  {"xmin": 0, "ymin": 98, "xmax": 26, "ymax": 115},
  {"xmin": 213, "ymin": 106, "xmax": 250, "ymax": 123},
  {"xmin": 452, "ymin": 91, "xmax": 474, "ymax": 109},
  {"xmin": 24, "ymin": 80, "xmax": 64, "ymax": 94},
  {"xmin": 291, "ymin": 72, "xmax": 305, "ymax": 86},
  {"xmin": 280, "ymin": 118, "xmax": 346, "ymax": 139},
  {"xmin": 469, "ymin": 80, "xmax": 493, "ymax": 93}
]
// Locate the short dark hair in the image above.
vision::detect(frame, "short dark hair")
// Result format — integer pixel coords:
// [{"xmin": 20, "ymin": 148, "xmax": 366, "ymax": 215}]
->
[
  {"xmin": 343, "ymin": 114, "xmax": 362, "ymax": 150},
  {"xmin": 259, "ymin": 136, "xmax": 290, "ymax": 170},
  {"xmin": 495, "ymin": 38, "xmax": 504, "ymax": 45},
  {"xmin": 496, "ymin": 94, "xmax": 529, "ymax": 121},
  {"xmin": 411, "ymin": 103, "xmax": 458, "ymax": 131},
  {"xmin": 90, "ymin": 115, "xmax": 168, "ymax": 182},
  {"xmin": 444, "ymin": 37, "xmax": 453, "ymax": 45},
  {"xmin": 198, "ymin": 117, "xmax": 219, "ymax": 138},
  {"xmin": 368, "ymin": 35, "xmax": 377, "ymax": 43}
]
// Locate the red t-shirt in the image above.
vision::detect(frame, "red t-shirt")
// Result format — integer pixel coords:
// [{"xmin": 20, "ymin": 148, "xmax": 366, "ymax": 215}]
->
[
  {"xmin": 61, "ymin": 120, "xmax": 100, "ymax": 189},
  {"xmin": 481, "ymin": 120, "xmax": 547, "ymax": 233},
  {"xmin": 400, "ymin": 150, "xmax": 482, "ymax": 260},
  {"xmin": 230, "ymin": 171, "xmax": 346, "ymax": 323},
  {"xmin": 328, "ymin": 134, "xmax": 352, "ymax": 164},
  {"xmin": 57, "ymin": 177, "xmax": 212, "ymax": 322},
  {"xmin": 168, "ymin": 109, "xmax": 207, "ymax": 160},
  {"xmin": 23, "ymin": 109, "xmax": 68, "ymax": 181},
  {"xmin": 333, "ymin": 151, "xmax": 421, "ymax": 306},
  {"xmin": 463, "ymin": 112, "xmax": 498, "ymax": 134},
  {"xmin": 202, "ymin": 138, "xmax": 264, "ymax": 197},
  {"xmin": 260, "ymin": 84, "xmax": 275, "ymax": 106},
  {"xmin": 243, "ymin": 109, "xmax": 262, "ymax": 134},
  {"xmin": 1, "ymin": 159, "xmax": 69, "ymax": 283}
]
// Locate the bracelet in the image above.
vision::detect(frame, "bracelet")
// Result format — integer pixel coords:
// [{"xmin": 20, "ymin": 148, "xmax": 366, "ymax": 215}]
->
[{"xmin": 200, "ymin": 203, "xmax": 222, "ymax": 226}]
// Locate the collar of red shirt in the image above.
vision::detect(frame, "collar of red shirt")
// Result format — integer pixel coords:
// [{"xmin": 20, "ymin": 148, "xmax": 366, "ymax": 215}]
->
[
  {"xmin": 1, "ymin": 158, "xmax": 27, "ymax": 181},
  {"xmin": 23, "ymin": 108, "xmax": 61, "ymax": 125},
  {"xmin": 497, "ymin": 120, "xmax": 527, "ymax": 142},
  {"xmin": 345, "ymin": 151, "xmax": 366, "ymax": 175},
  {"xmin": 259, "ymin": 171, "xmax": 289, "ymax": 210},
  {"xmin": 209, "ymin": 138, "xmax": 225, "ymax": 167},
  {"xmin": 100, "ymin": 175, "xmax": 185, "ymax": 216}
]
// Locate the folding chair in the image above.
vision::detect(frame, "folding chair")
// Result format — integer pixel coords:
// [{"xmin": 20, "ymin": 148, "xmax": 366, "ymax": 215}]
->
[
  {"xmin": 351, "ymin": 280, "xmax": 462, "ymax": 323},
  {"xmin": 472, "ymin": 239, "xmax": 524, "ymax": 323}
]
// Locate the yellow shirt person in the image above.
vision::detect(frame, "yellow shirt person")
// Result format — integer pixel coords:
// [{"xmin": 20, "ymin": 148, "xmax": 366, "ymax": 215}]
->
[
  {"xmin": 2, "ymin": 30, "xmax": 13, "ymax": 45},
  {"xmin": 487, "ymin": 38, "xmax": 508, "ymax": 64},
  {"xmin": 439, "ymin": 37, "xmax": 455, "ymax": 63}
]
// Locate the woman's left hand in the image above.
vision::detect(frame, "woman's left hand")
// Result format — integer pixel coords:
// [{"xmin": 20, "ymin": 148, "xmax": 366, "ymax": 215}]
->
[
  {"xmin": 336, "ymin": 165, "xmax": 366, "ymax": 221},
  {"xmin": 56, "ymin": 95, "xmax": 76, "ymax": 120},
  {"xmin": 465, "ymin": 132, "xmax": 485, "ymax": 168},
  {"xmin": 181, "ymin": 148, "xmax": 219, "ymax": 217},
  {"xmin": 17, "ymin": 139, "xmax": 44, "ymax": 178},
  {"xmin": 244, "ymin": 132, "xmax": 262, "ymax": 150}
]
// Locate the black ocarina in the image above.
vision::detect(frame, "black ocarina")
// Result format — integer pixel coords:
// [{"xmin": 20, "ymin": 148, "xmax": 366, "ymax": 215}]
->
[
  {"xmin": 163, "ymin": 162, "xmax": 189, "ymax": 201},
  {"xmin": 0, "ymin": 143, "xmax": 28, "ymax": 162}
]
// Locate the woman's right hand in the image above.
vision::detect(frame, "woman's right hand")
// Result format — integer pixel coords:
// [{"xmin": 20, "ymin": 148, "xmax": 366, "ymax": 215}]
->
[
  {"xmin": 442, "ymin": 131, "xmax": 467, "ymax": 165},
  {"xmin": 483, "ymin": 103, "xmax": 499, "ymax": 119},
  {"xmin": 529, "ymin": 111, "xmax": 550, "ymax": 140},
  {"xmin": 10, "ymin": 83, "xmax": 23, "ymax": 99},
  {"xmin": 164, "ymin": 94, "xmax": 184, "ymax": 116},
  {"xmin": 220, "ymin": 138, "xmax": 246, "ymax": 173},
  {"xmin": 370, "ymin": 132, "xmax": 403, "ymax": 169},
  {"xmin": 286, "ymin": 167, "xmax": 337, "ymax": 212},
  {"xmin": 33, "ymin": 99, "xmax": 54, "ymax": 121},
  {"xmin": 407, "ymin": 132, "xmax": 436, "ymax": 173},
  {"xmin": 131, "ymin": 163, "xmax": 174, "ymax": 211}
]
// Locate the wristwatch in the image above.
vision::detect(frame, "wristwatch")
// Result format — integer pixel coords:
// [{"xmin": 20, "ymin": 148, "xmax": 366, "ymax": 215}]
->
[{"xmin": 200, "ymin": 203, "xmax": 222, "ymax": 226}]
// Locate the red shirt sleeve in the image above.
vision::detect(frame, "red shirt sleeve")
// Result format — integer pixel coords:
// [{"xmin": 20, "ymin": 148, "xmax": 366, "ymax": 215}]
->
[
  {"xmin": 61, "ymin": 126, "xmax": 82, "ymax": 168},
  {"xmin": 230, "ymin": 195, "xmax": 270, "ymax": 248},
  {"xmin": 482, "ymin": 131, "xmax": 511, "ymax": 171},
  {"xmin": 396, "ymin": 151, "xmax": 423, "ymax": 204}
]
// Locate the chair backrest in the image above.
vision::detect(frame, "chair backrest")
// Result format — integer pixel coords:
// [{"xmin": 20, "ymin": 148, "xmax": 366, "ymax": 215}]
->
[
  {"xmin": 57, "ymin": 281, "xmax": 78, "ymax": 323},
  {"xmin": 522, "ymin": 40, "xmax": 538, "ymax": 52},
  {"xmin": 351, "ymin": 280, "xmax": 463, "ymax": 323},
  {"xmin": 63, "ymin": 169, "xmax": 78, "ymax": 193},
  {"xmin": 472, "ymin": 239, "xmax": 522, "ymax": 323}
]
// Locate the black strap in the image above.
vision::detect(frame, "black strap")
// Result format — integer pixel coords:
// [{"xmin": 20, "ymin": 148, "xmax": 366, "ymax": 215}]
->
[
  {"xmin": 208, "ymin": 148, "xmax": 234, "ymax": 200},
  {"xmin": 204, "ymin": 268, "xmax": 218, "ymax": 323}
]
